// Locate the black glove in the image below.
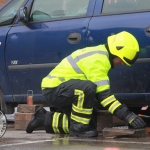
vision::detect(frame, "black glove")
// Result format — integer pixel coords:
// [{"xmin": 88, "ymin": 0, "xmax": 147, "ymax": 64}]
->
[
  {"xmin": 114, "ymin": 104, "xmax": 146, "ymax": 129},
  {"xmin": 124, "ymin": 112, "xmax": 146, "ymax": 129}
]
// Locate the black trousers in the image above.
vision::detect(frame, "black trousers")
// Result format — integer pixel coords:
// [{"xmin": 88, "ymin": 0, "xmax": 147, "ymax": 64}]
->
[{"xmin": 43, "ymin": 79, "xmax": 97, "ymax": 129}]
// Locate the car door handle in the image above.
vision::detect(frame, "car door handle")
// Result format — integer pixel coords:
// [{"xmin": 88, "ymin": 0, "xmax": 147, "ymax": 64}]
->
[{"xmin": 67, "ymin": 33, "xmax": 81, "ymax": 44}]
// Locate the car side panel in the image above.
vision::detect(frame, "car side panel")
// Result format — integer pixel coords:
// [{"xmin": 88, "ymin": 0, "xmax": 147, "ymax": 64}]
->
[
  {"xmin": 5, "ymin": 0, "xmax": 96, "ymax": 103},
  {"xmin": 88, "ymin": 11, "xmax": 150, "ymax": 105},
  {"xmin": 88, "ymin": 12, "xmax": 150, "ymax": 92}
]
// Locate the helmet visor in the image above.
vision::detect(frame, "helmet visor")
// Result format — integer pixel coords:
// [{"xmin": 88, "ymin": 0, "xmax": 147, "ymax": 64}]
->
[{"xmin": 123, "ymin": 51, "xmax": 139, "ymax": 65}]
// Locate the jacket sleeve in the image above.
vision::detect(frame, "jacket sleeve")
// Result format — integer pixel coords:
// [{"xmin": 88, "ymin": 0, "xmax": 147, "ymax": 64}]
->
[
  {"xmin": 96, "ymin": 87, "xmax": 122, "ymax": 114},
  {"xmin": 97, "ymin": 90, "xmax": 146, "ymax": 128},
  {"xmin": 81, "ymin": 51, "xmax": 122, "ymax": 114},
  {"xmin": 98, "ymin": 92, "xmax": 122, "ymax": 114}
]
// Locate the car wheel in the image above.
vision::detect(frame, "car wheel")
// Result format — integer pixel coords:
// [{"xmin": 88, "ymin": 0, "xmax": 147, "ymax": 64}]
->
[{"xmin": 0, "ymin": 89, "xmax": 7, "ymax": 114}]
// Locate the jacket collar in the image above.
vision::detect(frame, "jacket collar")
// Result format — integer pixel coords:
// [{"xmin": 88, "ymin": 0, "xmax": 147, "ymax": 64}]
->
[{"xmin": 104, "ymin": 44, "xmax": 116, "ymax": 68}]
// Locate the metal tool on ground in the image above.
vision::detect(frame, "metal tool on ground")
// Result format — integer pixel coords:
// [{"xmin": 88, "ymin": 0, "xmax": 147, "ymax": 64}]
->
[
  {"xmin": 102, "ymin": 127, "xmax": 146, "ymax": 138},
  {"xmin": 138, "ymin": 114, "xmax": 150, "ymax": 118},
  {"xmin": 138, "ymin": 114, "xmax": 150, "ymax": 134}
]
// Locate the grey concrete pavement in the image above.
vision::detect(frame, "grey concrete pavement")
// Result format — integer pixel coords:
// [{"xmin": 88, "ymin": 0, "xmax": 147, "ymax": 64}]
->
[{"xmin": 1, "ymin": 128, "xmax": 150, "ymax": 150}]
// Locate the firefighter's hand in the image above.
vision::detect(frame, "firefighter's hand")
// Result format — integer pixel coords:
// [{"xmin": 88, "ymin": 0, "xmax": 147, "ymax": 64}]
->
[
  {"xmin": 114, "ymin": 104, "xmax": 146, "ymax": 129},
  {"xmin": 125, "ymin": 113, "xmax": 146, "ymax": 129}
]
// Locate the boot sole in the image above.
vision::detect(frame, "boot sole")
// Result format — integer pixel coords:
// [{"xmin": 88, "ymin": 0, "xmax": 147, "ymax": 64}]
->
[{"xmin": 69, "ymin": 131, "xmax": 98, "ymax": 138}]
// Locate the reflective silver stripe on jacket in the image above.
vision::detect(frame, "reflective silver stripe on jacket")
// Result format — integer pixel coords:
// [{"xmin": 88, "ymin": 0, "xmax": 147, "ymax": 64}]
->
[
  {"xmin": 47, "ymin": 74, "xmax": 65, "ymax": 82},
  {"xmin": 46, "ymin": 50, "xmax": 109, "ymax": 85},
  {"xmin": 73, "ymin": 50, "xmax": 108, "ymax": 62},
  {"xmin": 67, "ymin": 50, "xmax": 108, "ymax": 79},
  {"xmin": 94, "ymin": 80, "xmax": 109, "ymax": 87},
  {"xmin": 67, "ymin": 55, "xmax": 83, "ymax": 74}
]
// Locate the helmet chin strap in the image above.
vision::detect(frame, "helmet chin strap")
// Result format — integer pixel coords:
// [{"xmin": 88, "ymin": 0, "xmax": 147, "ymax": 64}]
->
[{"xmin": 105, "ymin": 43, "xmax": 117, "ymax": 69}]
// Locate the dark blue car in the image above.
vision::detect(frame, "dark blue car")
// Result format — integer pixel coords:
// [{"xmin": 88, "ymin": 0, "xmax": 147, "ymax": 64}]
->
[{"xmin": 0, "ymin": 0, "xmax": 150, "ymax": 114}]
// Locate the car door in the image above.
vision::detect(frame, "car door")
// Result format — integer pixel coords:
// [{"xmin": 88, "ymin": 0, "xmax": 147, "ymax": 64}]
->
[
  {"xmin": 0, "ymin": 0, "xmax": 26, "ymax": 99},
  {"xmin": 88, "ymin": 0, "xmax": 150, "ymax": 107},
  {"xmin": 5, "ymin": 0, "xmax": 96, "ymax": 103}
]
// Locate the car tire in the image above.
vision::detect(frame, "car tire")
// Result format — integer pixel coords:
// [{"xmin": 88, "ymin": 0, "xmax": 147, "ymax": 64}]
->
[{"xmin": 0, "ymin": 89, "xmax": 7, "ymax": 114}]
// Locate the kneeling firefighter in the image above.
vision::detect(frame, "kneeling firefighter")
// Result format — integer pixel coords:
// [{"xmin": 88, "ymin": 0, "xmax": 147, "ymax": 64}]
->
[{"xmin": 26, "ymin": 31, "xmax": 146, "ymax": 137}]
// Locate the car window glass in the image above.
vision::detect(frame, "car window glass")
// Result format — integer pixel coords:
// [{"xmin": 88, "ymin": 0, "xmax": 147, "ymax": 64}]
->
[
  {"xmin": 102, "ymin": 0, "xmax": 150, "ymax": 14},
  {"xmin": 0, "ymin": 0, "xmax": 25, "ymax": 26},
  {"xmin": 30, "ymin": 0, "xmax": 90, "ymax": 22}
]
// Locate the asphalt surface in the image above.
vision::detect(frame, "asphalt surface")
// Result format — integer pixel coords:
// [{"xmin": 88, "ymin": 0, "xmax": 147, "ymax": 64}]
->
[{"xmin": 1, "ymin": 128, "xmax": 150, "ymax": 150}]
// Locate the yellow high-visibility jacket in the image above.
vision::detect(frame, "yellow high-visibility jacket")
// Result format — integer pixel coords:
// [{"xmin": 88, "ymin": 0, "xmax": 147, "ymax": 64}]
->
[
  {"xmin": 41, "ymin": 44, "xmax": 122, "ymax": 114},
  {"xmin": 41, "ymin": 44, "xmax": 111, "ymax": 93}
]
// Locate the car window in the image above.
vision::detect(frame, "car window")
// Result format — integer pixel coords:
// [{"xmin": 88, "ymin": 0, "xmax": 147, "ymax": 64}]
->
[
  {"xmin": 102, "ymin": 0, "xmax": 150, "ymax": 14},
  {"xmin": 0, "ymin": 0, "xmax": 25, "ymax": 26},
  {"xmin": 30, "ymin": 0, "xmax": 90, "ymax": 22}
]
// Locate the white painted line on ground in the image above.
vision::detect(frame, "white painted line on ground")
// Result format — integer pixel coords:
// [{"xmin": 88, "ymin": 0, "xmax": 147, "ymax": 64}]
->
[
  {"xmin": 1, "ymin": 138, "xmax": 150, "ymax": 148},
  {"xmin": 68, "ymin": 138, "xmax": 150, "ymax": 145},
  {"xmin": 0, "ymin": 139, "xmax": 55, "ymax": 147}
]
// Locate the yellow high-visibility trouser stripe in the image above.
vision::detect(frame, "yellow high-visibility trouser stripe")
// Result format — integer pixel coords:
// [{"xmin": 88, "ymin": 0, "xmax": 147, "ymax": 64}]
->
[
  {"xmin": 71, "ymin": 113, "xmax": 90, "ymax": 124},
  {"xmin": 108, "ymin": 100, "xmax": 121, "ymax": 114},
  {"xmin": 52, "ymin": 112, "xmax": 61, "ymax": 133},
  {"xmin": 62, "ymin": 114, "xmax": 69, "ymax": 133},
  {"xmin": 101, "ymin": 95, "xmax": 116, "ymax": 107},
  {"xmin": 72, "ymin": 104, "xmax": 93, "ymax": 115},
  {"xmin": 74, "ymin": 89, "xmax": 84, "ymax": 108},
  {"xmin": 71, "ymin": 89, "xmax": 92, "ymax": 124}
]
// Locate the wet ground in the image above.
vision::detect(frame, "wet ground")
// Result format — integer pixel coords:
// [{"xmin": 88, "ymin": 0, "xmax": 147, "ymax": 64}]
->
[{"xmin": 1, "ymin": 128, "xmax": 150, "ymax": 150}]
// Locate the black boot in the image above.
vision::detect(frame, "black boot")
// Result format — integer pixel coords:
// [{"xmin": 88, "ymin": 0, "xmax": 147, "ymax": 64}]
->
[
  {"xmin": 26, "ymin": 106, "xmax": 46, "ymax": 133},
  {"xmin": 44, "ymin": 111, "xmax": 54, "ymax": 133},
  {"xmin": 70, "ymin": 123, "xmax": 98, "ymax": 137},
  {"xmin": 89, "ymin": 108, "xmax": 97, "ymax": 130}
]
